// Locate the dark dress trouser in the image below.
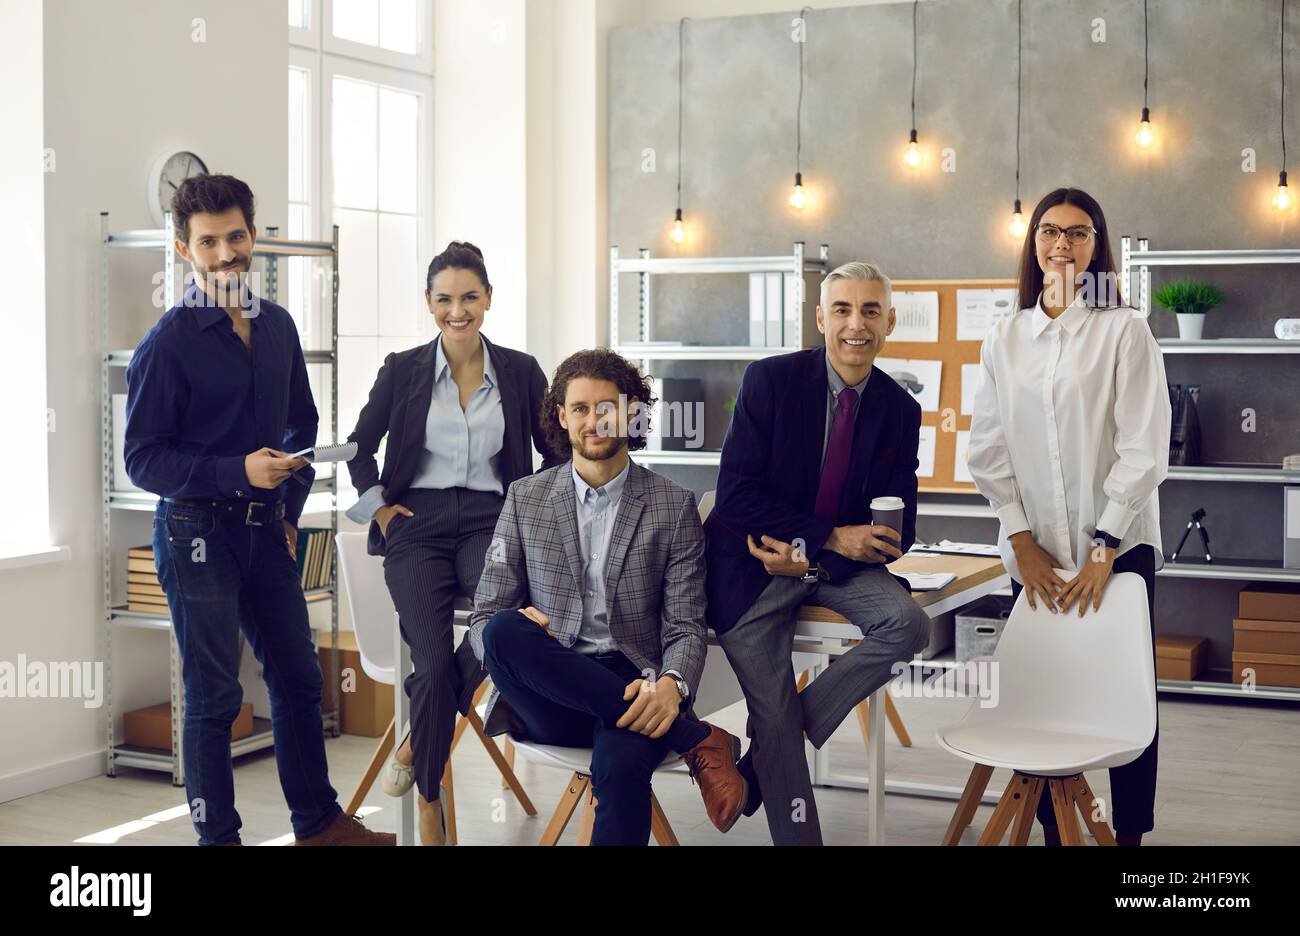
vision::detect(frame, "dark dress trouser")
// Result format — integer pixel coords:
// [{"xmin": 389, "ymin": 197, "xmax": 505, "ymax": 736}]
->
[
  {"xmin": 1010, "ymin": 544, "xmax": 1159, "ymax": 835},
  {"xmin": 380, "ymin": 487, "xmax": 502, "ymax": 801}
]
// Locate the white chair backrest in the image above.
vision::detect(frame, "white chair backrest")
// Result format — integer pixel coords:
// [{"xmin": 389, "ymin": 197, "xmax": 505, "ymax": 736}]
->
[
  {"xmin": 974, "ymin": 570, "xmax": 1157, "ymax": 748},
  {"xmin": 334, "ymin": 532, "xmax": 397, "ymax": 685},
  {"xmin": 698, "ymin": 490, "xmax": 716, "ymax": 523}
]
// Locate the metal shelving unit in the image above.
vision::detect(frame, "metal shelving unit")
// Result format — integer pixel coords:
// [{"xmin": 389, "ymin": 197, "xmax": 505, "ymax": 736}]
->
[{"xmin": 100, "ymin": 212, "xmax": 342, "ymax": 785}]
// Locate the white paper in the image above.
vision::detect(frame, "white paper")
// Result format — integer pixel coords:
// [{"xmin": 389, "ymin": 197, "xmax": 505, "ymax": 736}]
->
[
  {"xmin": 916, "ymin": 425, "xmax": 936, "ymax": 478},
  {"xmin": 1288, "ymin": 488, "xmax": 1300, "ymax": 538},
  {"xmin": 891, "ymin": 290, "xmax": 939, "ymax": 343},
  {"xmin": 956, "ymin": 288, "xmax": 1018, "ymax": 341},
  {"xmin": 876, "ymin": 357, "xmax": 942, "ymax": 412},
  {"xmin": 898, "ymin": 571, "xmax": 957, "ymax": 592},
  {"xmin": 954, "ymin": 430, "xmax": 974, "ymax": 483},
  {"xmin": 960, "ymin": 363, "xmax": 982, "ymax": 416}
]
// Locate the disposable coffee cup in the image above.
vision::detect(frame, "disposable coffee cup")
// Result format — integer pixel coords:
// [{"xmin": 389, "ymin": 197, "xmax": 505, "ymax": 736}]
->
[{"xmin": 870, "ymin": 496, "xmax": 906, "ymax": 543}]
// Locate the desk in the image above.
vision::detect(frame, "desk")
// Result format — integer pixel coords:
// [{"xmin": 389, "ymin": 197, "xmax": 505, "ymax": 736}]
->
[{"xmin": 793, "ymin": 554, "xmax": 1009, "ymax": 844}]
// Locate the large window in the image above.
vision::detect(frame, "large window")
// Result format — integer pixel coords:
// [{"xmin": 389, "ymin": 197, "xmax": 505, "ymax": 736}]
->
[{"xmin": 289, "ymin": 0, "xmax": 433, "ymax": 471}]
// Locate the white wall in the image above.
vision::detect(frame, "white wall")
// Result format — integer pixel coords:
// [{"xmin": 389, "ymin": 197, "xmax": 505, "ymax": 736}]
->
[{"xmin": 0, "ymin": 0, "xmax": 286, "ymax": 804}]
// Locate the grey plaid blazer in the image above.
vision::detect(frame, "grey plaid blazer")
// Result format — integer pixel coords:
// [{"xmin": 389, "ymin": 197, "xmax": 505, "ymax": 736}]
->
[{"xmin": 468, "ymin": 458, "xmax": 708, "ymax": 736}]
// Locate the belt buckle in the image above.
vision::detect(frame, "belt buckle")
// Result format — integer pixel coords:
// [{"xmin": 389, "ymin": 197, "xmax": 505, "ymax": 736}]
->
[{"xmin": 245, "ymin": 502, "xmax": 265, "ymax": 526}]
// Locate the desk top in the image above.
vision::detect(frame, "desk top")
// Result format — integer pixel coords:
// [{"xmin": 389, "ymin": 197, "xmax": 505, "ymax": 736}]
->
[{"xmin": 797, "ymin": 554, "xmax": 1006, "ymax": 625}]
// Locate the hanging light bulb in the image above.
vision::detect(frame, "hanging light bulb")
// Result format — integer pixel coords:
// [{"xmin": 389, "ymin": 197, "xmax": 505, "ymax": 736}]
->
[
  {"xmin": 1007, "ymin": 199, "xmax": 1027, "ymax": 239},
  {"xmin": 903, "ymin": 129, "xmax": 922, "ymax": 168},
  {"xmin": 788, "ymin": 172, "xmax": 808, "ymax": 210},
  {"xmin": 1135, "ymin": 106, "xmax": 1155, "ymax": 149},
  {"xmin": 1273, "ymin": 171, "xmax": 1293, "ymax": 212},
  {"xmin": 670, "ymin": 208, "xmax": 685, "ymax": 244}
]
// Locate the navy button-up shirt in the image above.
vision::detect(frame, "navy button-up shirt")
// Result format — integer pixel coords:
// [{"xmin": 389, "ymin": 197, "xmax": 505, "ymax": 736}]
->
[{"xmin": 124, "ymin": 283, "xmax": 319, "ymax": 525}]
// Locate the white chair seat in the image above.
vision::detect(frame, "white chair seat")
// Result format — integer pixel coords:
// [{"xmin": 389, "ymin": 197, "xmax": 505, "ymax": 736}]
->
[
  {"xmin": 936, "ymin": 723, "xmax": 1149, "ymax": 776},
  {"xmin": 507, "ymin": 737, "xmax": 679, "ymax": 774}
]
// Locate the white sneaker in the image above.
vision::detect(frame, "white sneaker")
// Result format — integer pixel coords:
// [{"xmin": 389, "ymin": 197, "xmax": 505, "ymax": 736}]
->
[{"xmin": 381, "ymin": 722, "xmax": 415, "ymax": 797}]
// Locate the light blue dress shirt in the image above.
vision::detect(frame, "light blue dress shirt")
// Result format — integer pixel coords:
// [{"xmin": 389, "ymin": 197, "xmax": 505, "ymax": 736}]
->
[
  {"xmin": 347, "ymin": 334, "xmax": 505, "ymax": 523},
  {"xmin": 572, "ymin": 459, "xmax": 630, "ymax": 655}
]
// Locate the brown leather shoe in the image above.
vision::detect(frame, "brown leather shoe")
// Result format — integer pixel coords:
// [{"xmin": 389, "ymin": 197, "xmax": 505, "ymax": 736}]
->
[
  {"xmin": 681, "ymin": 722, "xmax": 747, "ymax": 833},
  {"xmin": 293, "ymin": 811, "xmax": 396, "ymax": 846}
]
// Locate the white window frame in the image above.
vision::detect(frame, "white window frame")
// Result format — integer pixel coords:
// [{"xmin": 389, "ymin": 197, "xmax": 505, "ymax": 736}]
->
[
  {"xmin": 288, "ymin": 0, "xmax": 321, "ymax": 48},
  {"xmin": 288, "ymin": 46, "xmax": 323, "ymax": 340},
  {"xmin": 321, "ymin": 0, "xmax": 434, "ymax": 74}
]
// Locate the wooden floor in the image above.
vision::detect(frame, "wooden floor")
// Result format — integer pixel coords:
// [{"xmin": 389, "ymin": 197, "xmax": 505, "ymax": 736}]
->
[{"xmin": 3, "ymin": 692, "xmax": 1297, "ymax": 845}]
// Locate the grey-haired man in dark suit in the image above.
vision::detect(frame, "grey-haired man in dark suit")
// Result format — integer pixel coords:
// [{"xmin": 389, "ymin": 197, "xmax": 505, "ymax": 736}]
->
[{"xmin": 469, "ymin": 349, "xmax": 745, "ymax": 845}]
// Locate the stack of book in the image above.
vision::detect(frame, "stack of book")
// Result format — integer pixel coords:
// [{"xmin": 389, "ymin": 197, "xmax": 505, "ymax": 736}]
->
[
  {"xmin": 126, "ymin": 546, "xmax": 168, "ymax": 614},
  {"xmin": 296, "ymin": 527, "xmax": 335, "ymax": 597}
]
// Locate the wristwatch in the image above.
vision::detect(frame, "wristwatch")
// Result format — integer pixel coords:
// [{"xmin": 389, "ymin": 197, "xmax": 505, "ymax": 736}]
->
[
  {"xmin": 667, "ymin": 674, "xmax": 690, "ymax": 701},
  {"xmin": 800, "ymin": 562, "xmax": 829, "ymax": 584},
  {"xmin": 1093, "ymin": 529, "xmax": 1122, "ymax": 550}
]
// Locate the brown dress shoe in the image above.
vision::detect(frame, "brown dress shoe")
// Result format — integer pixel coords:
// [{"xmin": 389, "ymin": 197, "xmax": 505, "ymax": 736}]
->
[
  {"xmin": 681, "ymin": 722, "xmax": 747, "ymax": 833},
  {"xmin": 293, "ymin": 812, "xmax": 396, "ymax": 846}
]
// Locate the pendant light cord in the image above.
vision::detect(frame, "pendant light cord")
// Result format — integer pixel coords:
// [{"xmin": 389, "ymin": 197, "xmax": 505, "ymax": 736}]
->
[
  {"xmin": 1283, "ymin": 0, "xmax": 1289, "ymax": 172},
  {"xmin": 677, "ymin": 17, "xmax": 687, "ymax": 213},
  {"xmin": 1015, "ymin": 0, "xmax": 1022, "ymax": 201},
  {"xmin": 796, "ymin": 7, "xmax": 812, "ymax": 175},
  {"xmin": 911, "ymin": 0, "xmax": 919, "ymax": 131},
  {"xmin": 1143, "ymin": 0, "xmax": 1149, "ymax": 109}
]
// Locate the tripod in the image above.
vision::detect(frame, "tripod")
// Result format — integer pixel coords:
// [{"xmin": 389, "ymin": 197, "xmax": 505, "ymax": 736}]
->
[{"xmin": 1170, "ymin": 508, "xmax": 1212, "ymax": 563}]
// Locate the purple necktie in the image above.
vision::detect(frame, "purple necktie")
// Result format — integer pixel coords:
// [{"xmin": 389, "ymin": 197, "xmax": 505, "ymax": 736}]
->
[{"xmin": 814, "ymin": 387, "xmax": 859, "ymax": 523}]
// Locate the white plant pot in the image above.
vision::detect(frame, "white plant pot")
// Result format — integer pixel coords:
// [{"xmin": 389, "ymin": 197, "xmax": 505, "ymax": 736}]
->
[{"xmin": 1176, "ymin": 313, "xmax": 1205, "ymax": 341}]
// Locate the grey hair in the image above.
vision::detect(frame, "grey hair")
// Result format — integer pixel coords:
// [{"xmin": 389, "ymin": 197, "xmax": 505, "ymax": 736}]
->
[{"xmin": 819, "ymin": 260, "xmax": 892, "ymax": 310}]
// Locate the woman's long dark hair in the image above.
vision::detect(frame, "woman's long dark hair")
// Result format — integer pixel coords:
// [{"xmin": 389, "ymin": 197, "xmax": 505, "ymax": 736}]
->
[{"xmin": 1015, "ymin": 187, "xmax": 1124, "ymax": 311}]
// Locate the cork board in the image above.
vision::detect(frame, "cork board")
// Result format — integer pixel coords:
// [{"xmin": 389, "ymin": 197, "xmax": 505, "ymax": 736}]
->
[{"xmin": 884, "ymin": 279, "xmax": 1018, "ymax": 493}]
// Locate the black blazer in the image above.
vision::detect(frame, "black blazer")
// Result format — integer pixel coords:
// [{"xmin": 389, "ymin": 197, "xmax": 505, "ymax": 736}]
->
[
  {"xmin": 704, "ymin": 347, "xmax": 922, "ymax": 635},
  {"xmin": 345, "ymin": 333, "xmax": 561, "ymax": 555}
]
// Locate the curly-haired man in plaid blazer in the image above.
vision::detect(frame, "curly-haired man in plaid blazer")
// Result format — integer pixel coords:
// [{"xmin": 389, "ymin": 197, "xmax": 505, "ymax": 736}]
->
[{"xmin": 469, "ymin": 349, "xmax": 746, "ymax": 845}]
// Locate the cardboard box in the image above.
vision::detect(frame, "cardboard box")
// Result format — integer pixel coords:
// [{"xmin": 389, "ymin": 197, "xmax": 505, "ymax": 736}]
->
[
  {"xmin": 1238, "ymin": 585, "xmax": 1300, "ymax": 622},
  {"xmin": 1233, "ymin": 650, "xmax": 1300, "ymax": 689},
  {"xmin": 318, "ymin": 630, "xmax": 392, "ymax": 737},
  {"xmin": 123, "ymin": 702, "xmax": 253, "ymax": 750},
  {"xmin": 1154, "ymin": 634, "xmax": 1207, "ymax": 681},
  {"xmin": 1233, "ymin": 618, "xmax": 1300, "ymax": 656}
]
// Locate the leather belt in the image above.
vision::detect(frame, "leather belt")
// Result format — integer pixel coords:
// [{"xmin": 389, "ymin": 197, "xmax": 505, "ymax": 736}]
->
[{"xmin": 164, "ymin": 497, "xmax": 286, "ymax": 527}]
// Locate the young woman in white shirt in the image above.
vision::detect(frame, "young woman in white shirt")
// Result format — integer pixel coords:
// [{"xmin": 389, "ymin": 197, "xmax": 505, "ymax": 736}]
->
[{"xmin": 967, "ymin": 187, "xmax": 1171, "ymax": 846}]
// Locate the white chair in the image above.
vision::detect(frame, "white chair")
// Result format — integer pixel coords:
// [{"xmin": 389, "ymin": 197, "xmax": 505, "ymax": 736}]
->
[
  {"xmin": 334, "ymin": 532, "xmax": 536, "ymax": 845},
  {"xmin": 510, "ymin": 641, "xmax": 748, "ymax": 845},
  {"xmin": 935, "ymin": 571, "xmax": 1157, "ymax": 845}
]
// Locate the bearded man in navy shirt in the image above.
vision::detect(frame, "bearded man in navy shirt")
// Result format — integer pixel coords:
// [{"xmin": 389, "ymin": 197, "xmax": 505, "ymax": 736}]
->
[{"xmin": 125, "ymin": 173, "xmax": 391, "ymax": 846}]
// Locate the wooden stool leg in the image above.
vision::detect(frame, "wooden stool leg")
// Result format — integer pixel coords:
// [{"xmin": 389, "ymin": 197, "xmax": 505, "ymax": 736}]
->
[
  {"xmin": 649, "ymin": 793, "xmax": 680, "ymax": 846},
  {"xmin": 539, "ymin": 773, "xmax": 588, "ymax": 846},
  {"xmin": 502, "ymin": 738, "xmax": 516, "ymax": 789},
  {"xmin": 883, "ymin": 694, "xmax": 912, "ymax": 747},
  {"xmin": 469, "ymin": 712, "xmax": 537, "ymax": 815},
  {"xmin": 942, "ymin": 762, "xmax": 995, "ymax": 845},
  {"xmin": 795, "ymin": 670, "xmax": 810, "ymax": 693},
  {"xmin": 855, "ymin": 699, "xmax": 872, "ymax": 746},
  {"xmin": 977, "ymin": 771, "xmax": 1032, "ymax": 845},
  {"xmin": 440, "ymin": 757, "xmax": 457, "ymax": 846},
  {"xmin": 344, "ymin": 717, "xmax": 394, "ymax": 816},
  {"xmin": 1066, "ymin": 773, "xmax": 1117, "ymax": 845},
  {"xmin": 1048, "ymin": 778, "xmax": 1084, "ymax": 845},
  {"xmin": 575, "ymin": 787, "xmax": 597, "ymax": 846},
  {"xmin": 1009, "ymin": 776, "xmax": 1046, "ymax": 845}
]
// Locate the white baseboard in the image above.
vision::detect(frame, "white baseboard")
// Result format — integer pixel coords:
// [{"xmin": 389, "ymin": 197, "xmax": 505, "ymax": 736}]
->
[{"xmin": 0, "ymin": 749, "xmax": 105, "ymax": 805}]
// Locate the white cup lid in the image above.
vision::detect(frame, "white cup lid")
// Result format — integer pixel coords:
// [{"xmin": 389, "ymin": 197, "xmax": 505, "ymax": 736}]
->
[{"xmin": 870, "ymin": 496, "xmax": 905, "ymax": 510}]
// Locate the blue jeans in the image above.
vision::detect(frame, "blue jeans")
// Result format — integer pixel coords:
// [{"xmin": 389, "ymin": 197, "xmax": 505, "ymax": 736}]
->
[
  {"xmin": 481, "ymin": 609, "xmax": 710, "ymax": 845},
  {"xmin": 152, "ymin": 501, "xmax": 341, "ymax": 845}
]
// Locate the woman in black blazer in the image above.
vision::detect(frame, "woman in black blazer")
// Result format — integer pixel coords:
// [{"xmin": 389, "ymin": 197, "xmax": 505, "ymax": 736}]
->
[{"xmin": 345, "ymin": 241, "xmax": 557, "ymax": 844}]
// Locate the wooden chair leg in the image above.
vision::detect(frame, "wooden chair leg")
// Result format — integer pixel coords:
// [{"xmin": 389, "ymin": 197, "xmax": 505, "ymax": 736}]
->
[
  {"xmin": 795, "ymin": 669, "xmax": 810, "ymax": 693},
  {"xmin": 977, "ymin": 771, "xmax": 1032, "ymax": 845},
  {"xmin": 539, "ymin": 772, "xmax": 589, "ymax": 846},
  {"xmin": 575, "ymin": 786, "xmax": 598, "ymax": 846},
  {"xmin": 344, "ymin": 717, "xmax": 395, "ymax": 816},
  {"xmin": 468, "ymin": 714, "xmax": 537, "ymax": 815},
  {"xmin": 855, "ymin": 699, "xmax": 873, "ymax": 746},
  {"xmin": 1048, "ymin": 778, "xmax": 1084, "ymax": 845},
  {"xmin": 502, "ymin": 738, "xmax": 516, "ymax": 789},
  {"xmin": 1009, "ymin": 776, "xmax": 1046, "ymax": 845},
  {"xmin": 883, "ymin": 694, "xmax": 913, "ymax": 747},
  {"xmin": 440, "ymin": 757, "xmax": 458, "ymax": 846},
  {"xmin": 649, "ymin": 792, "xmax": 680, "ymax": 846},
  {"xmin": 450, "ymin": 713, "xmax": 471, "ymax": 752},
  {"xmin": 942, "ymin": 762, "xmax": 994, "ymax": 845},
  {"xmin": 1066, "ymin": 773, "xmax": 1116, "ymax": 845}
]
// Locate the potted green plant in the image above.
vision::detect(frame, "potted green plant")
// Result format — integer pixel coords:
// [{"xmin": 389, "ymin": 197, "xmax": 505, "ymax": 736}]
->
[{"xmin": 1152, "ymin": 280, "xmax": 1224, "ymax": 341}]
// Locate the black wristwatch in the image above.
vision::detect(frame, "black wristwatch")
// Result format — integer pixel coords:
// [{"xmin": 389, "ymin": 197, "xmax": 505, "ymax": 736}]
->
[
  {"xmin": 800, "ymin": 562, "xmax": 829, "ymax": 584},
  {"xmin": 1093, "ymin": 529, "xmax": 1122, "ymax": 549}
]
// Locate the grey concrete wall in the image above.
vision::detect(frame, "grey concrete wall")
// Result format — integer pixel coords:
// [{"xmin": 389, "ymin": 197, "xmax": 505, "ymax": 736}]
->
[{"xmin": 607, "ymin": 0, "xmax": 1300, "ymax": 670}]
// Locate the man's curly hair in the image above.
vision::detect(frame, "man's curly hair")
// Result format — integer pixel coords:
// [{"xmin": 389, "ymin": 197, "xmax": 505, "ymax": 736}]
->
[{"xmin": 540, "ymin": 349, "xmax": 658, "ymax": 459}]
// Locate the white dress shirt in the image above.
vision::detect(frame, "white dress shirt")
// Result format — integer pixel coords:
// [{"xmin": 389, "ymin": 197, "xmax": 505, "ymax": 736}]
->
[{"xmin": 967, "ymin": 293, "xmax": 1172, "ymax": 583}]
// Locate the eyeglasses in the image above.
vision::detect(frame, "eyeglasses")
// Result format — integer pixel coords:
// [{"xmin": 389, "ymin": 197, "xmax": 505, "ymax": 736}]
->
[{"xmin": 1035, "ymin": 223, "xmax": 1098, "ymax": 245}]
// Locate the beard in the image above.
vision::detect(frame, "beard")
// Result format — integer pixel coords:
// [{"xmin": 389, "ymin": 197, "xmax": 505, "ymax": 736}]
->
[
  {"xmin": 193, "ymin": 256, "xmax": 252, "ymax": 307},
  {"xmin": 572, "ymin": 432, "xmax": 627, "ymax": 462}
]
